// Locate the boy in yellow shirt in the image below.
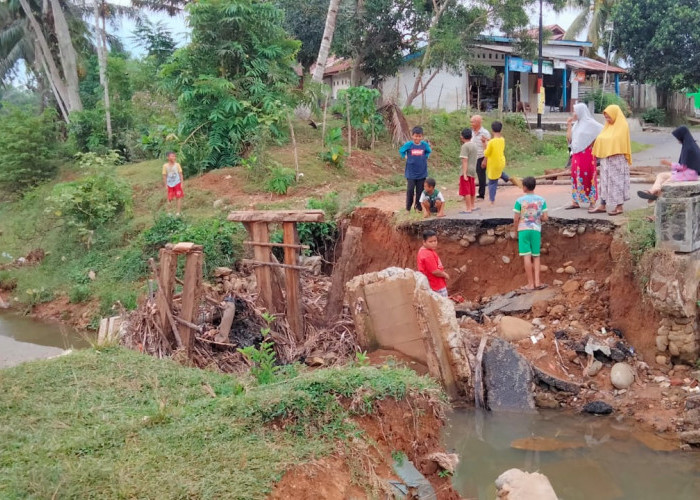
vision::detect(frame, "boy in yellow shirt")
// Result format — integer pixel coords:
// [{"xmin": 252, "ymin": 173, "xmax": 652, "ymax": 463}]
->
[{"xmin": 481, "ymin": 121, "xmax": 521, "ymax": 204}]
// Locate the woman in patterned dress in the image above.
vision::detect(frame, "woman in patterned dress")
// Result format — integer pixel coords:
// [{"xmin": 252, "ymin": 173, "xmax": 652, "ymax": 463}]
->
[
  {"xmin": 590, "ymin": 105, "xmax": 632, "ymax": 216},
  {"xmin": 566, "ymin": 103, "xmax": 603, "ymax": 209}
]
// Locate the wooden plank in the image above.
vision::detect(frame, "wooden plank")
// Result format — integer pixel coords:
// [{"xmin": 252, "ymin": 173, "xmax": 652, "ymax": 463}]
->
[
  {"xmin": 157, "ymin": 248, "xmax": 177, "ymax": 345},
  {"xmin": 227, "ymin": 210, "xmax": 325, "ymax": 223},
  {"xmin": 283, "ymin": 222, "xmax": 304, "ymax": 342},
  {"xmin": 325, "ymin": 225, "xmax": 362, "ymax": 322},
  {"xmin": 243, "ymin": 241, "xmax": 309, "ymax": 250},
  {"xmin": 250, "ymin": 222, "xmax": 275, "ymax": 311},
  {"xmin": 180, "ymin": 251, "xmax": 203, "ymax": 355},
  {"xmin": 241, "ymin": 259, "xmax": 309, "ymax": 271}
]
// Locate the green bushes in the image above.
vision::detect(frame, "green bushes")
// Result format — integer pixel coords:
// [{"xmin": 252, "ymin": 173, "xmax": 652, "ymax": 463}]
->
[
  {"xmin": 583, "ymin": 89, "xmax": 631, "ymax": 116},
  {"xmin": 642, "ymin": 108, "xmax": 666, "ymax": 125},
  {"xmin": 0, "ymin": 107, "xmax": 62, "ymax": 193},
  {"xmin": 504, "ymin": 113, "xmax": 528, "ymax": 132},
  {"xmin": 265, "ymin": 166, "xmax": 296, "ymax": 195},
  {"xmin": 319, "ymin": 127, "xmax": 346, "ymax": 168}
]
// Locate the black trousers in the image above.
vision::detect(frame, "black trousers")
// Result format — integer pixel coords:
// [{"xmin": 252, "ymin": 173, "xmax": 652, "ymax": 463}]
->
[
  {"xmin": 476, "ymin": 157, "xmax": 486, "ymax": 199},
  {"xmin": 406, "ymin": 177, "xmax": 425, "ymax": 211}
]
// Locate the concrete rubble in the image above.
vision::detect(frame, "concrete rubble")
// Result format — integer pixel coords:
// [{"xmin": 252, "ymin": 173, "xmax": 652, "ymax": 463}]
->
[{"xmin": 345, "ymin": 267, "xmax": 471, "ymax": 399}]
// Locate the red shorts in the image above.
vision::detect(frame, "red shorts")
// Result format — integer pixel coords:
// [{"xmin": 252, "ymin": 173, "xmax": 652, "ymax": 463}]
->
[
  {"xmin": 167, "ymin": 183, "xmax": 184, "ymax": 201},
  {"xmin": 459, "ymin": 176, "xmax": 476, "ymax": 196}
]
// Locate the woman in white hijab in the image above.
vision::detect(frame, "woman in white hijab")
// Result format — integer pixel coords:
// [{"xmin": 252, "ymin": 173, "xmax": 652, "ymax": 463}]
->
[{"xmin": 565, "ymin": 103, "xmax": 604, "ymax": 209}]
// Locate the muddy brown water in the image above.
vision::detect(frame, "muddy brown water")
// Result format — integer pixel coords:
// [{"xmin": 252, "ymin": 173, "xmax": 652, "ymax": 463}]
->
[
  {"xmin": 444, "ymin": 409, "xmax": 700, "ymax": 499},
  {"xmin": 0, "ymin": 312, "xmax": 89, "ymax": 368}
]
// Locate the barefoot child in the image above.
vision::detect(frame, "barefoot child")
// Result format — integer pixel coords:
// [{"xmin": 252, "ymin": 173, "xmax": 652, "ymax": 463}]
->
[
  {"xmin": 162, "ymin": 152, "xmax": 184, "ymax": 215},
  {"xmin": 419, "ymin": 177, "xmax": 445, "ymax": 218},
  {"xmin": 459, "ymin": 128, "xmax": 478, "ymax": 213},
  {"xmin": 482, "ymin": 121, "xmax": 522, "ymax": 205},
  {"xmin": 400, "ymin": 126, "xmax": 431, "ymax": 212},
  {"xmin": 513, "ymin": 176, "xmax": 548, "ymax": 291},
  {"xmin": 417, "ymin": 230, "xmax": 449, "ymax": 297}
]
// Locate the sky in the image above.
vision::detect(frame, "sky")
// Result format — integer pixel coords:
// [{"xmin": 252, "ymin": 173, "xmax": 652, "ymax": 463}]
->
[{"xmin": 116, "ymin": 2, "xmax": 583, "ymax": 58}]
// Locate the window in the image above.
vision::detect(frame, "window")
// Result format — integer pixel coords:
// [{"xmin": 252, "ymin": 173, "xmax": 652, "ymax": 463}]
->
[{"xmin": 489, "ymin": 53, "xmax": 492, "ymax": 59}]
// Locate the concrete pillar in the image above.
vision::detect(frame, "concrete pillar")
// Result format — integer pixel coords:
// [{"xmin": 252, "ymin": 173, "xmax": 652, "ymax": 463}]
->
[
  {"xmin": 655, "ymin": 181, "xmax": 700, "ymax": 253},
  {"xmin": 562, "ymin": 67, "xmax": 568, "ymax": 111}
]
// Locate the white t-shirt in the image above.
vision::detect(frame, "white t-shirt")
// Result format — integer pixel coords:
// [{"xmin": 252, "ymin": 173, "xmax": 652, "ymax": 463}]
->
[{"xmin": 419, "ymin": 190, "xmax": 445, "ymax": 203}]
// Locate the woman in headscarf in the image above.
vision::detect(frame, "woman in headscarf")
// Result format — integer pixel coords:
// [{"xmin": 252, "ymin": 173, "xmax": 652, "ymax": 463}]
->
[
  {"xmin": 637, "ymin": 126, "xmax": 700, "ymax": 201},
  {"xmin": 590, "ymin": 105, "xmax": 632, "ymax": 216},
  {"xmin": 566, "ymin": 103, "xmax": 603, "ymax": 209}
]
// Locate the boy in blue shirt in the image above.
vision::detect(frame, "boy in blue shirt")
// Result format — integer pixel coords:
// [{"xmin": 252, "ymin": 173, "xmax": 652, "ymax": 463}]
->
[
  {"xmin": 400, "ymin": 126, "xmax": 432, "ymax": 212},
  {"xmin": 513, "ymin": 176, "xmax": 549, "ymax": 291}
]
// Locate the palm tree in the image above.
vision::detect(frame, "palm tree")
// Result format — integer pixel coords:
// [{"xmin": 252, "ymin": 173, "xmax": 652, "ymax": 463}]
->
[
  {"xmin": 565, "ymin": 0, "xmax": 617, "ymax": 57},
  {"xmin": 311, "ymin": 0, "xmax": 341, "ymax": 82}
]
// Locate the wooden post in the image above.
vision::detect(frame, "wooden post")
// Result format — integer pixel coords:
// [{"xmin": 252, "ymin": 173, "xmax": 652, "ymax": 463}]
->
[
  {"xmin": 180, "ymin": 251, "xmax": 203, "ymax": 355},
  {"xmin": 157, "ymin": 248, "xmax": 177, "ymax": 345},
  {"xmin": 282, "ymin": 222, "xmax": 304, "ymax": 341}
]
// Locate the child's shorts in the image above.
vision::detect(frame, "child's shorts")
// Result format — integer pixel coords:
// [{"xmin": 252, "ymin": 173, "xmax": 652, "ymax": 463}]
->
[
  {"xmin": 459, "ymin": 175, "xmax": 476, "ymax": 196},
  {"xmin": 167, "ymin": 183, "xmax": 184, "ymax": 201},
  {"xmin": 434, "ymin": 287, "xmax": 448, "ymax": 298},
  {"xmin": 518, "ymin": 230, "xmax": 541, "ymax": 257}
]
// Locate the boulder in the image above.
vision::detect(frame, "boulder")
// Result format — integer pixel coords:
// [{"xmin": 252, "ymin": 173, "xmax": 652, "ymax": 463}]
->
[
  {"xmin": 479, "ymin": 234, "xmax": 496, "ymax": 246},
  {"xmin": 561, "ymin": 280, "xmax": 580, "ymax": 293},
  {"xmin": 582, "ymin": 401, "xmax": 613, "ymax": 415},
  {"xmin": 610, "ymin": 362, "xmax": 635, "ymax": 389},
  {"xmin": 483, "ymin": 338, "xmax": 536, "ymax": 412},
  {"xmin": 564, "ymin": 265, "xmax": 577, "ymax": 275},
  {"xmin": 587, "ymin": 360, "xmax": 604, "ymax": 377},
  {"xmin": 495, "ymin": 469, "xmax": 558, "ymax": 500},
  {"xmin": 497, "ymin": 316, "xmax": 533, "ymax": 341},
  {"xmin": 548, "ymin": 304, "xmax": 566, "ymax": 318}
]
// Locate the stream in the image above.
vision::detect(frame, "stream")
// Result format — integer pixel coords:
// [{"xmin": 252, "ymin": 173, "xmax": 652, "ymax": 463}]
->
[
  {"xmin": 444, "ymin": 409, "xmax": 700, "ymax": 499},
  {"xmin": 0, "ymin": 312, "xmax": 88, "ymax": 368}
]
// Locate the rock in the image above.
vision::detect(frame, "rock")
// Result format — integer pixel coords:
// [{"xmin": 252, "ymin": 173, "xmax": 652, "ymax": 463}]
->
[
  {"xmin": 459, "ymin": 239, "xmax": 470, "ymax": 248},
  {"xmin": 610, "ymin": 362, "xmax": 635, "ymax": 389},
  {"xmin": 563, "ymin": 261, "xmax": 573, "ymax": 266},
  {"xmin": 679, "ymin": 430, "xmax": 700, "ymax": 445},
  {"xmin": 577, "ymin": 225, "xmax": 586, "ymax": 234},
  {"xmin": 540, "ymin": 265, "xmax": 549, "ymax": 272},
  {"xmin": 532, "ymin": 365, "xmax": 581, "ymax": 394},
  {"xmin": 497, "ymin": 316, "xmax": 534, "ymax": 341},
  {"xmin": 583, "ymin": 280, "xmax": 597, "ymax": 292},
  {"xmin": 495, "ymin": 468, "xmax": 558, "ymax": 500},
  {"xmin": 562, "ymin": 280, "xmax": 580, "ymax": 293},
  {"xmin": 473, "ymin": 276, "xmax": 479, "ymax": 282},
  {"xmin": 556, "ymin": 268, "xmax": 565, "ymax": 274},
  {"xmin": 213, "ymin": 198, "xmax": 225, "ymax": 209},
  {"xmin": 479, "ymin": 234, "xmax": 496, "ymax": 245},
  {"xmin": 582, "ymin": 401, "xmax": 613, "ymax": 415},
  {"xmin": 298, "ymin": 255, "xmax": 322, "ymax": 276},
  {"xmin": 562, "ymin": 228, "xmax": 577, "ymax": 238},
  {"xmin": 483, "ymin": 338, "xmax": 536, "ymax": 412},
  {"xmin": 587, "ymin": 360, "xmax": 604, "ymax": 377},
  {"xmin": 548, "ymin": 304, "xmax": 566, "ymax": 318},
  {"xmin": 88, "ymin": 270, "xmax": 96, "ymax": 281},
  {"xmin": 213, "ymin": 266, "xmax": 233, "ymax": 278},
  {"xmin": 685, "ymin": 395, "xmax": 700, "ymax": 410},
  {"xmin": 564, "ymin": 265, "xmax": 577, "ymax": 275},
  {"xmin": 534, "ymin": 392, "xmax": 560, "ymax": 409},
  {"xmin": 502, "ymin": 256, "xmax": 511, "ymax": 264},
  {"xmin": 531, "ymin": 300, "xmax": 549, "ymax": 317},
  {"xmin": 553, "ymin": 279, "xmax": 563, "ymax": 286},
  {"xmin": 424, "ymin": 452, "xmax": 459, "ymax": 474}
]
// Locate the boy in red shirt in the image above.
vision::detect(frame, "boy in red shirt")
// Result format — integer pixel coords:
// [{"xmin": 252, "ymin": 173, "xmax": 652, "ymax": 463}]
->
[{"xmin": 417, "ymin": 230, "xmax": 449, "ymax": 297}]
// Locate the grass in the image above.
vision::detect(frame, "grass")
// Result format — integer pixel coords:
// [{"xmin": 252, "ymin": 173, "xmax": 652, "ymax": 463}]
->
[{"xmin": 0, "ymin": 348, "xmax": 441, "ymax": 499}]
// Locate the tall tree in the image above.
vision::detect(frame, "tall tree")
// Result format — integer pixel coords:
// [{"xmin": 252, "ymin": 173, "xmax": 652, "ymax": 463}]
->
[
  {"xmin": 612, "ymin": 0, "xmax": 700, "ymax": 91},
  {"xmin": 275, "ymin": 0, "xmax": 329, "ymax": 74},
  {"xmin": 311, "ymin": 0, "xmax": 341, "ymax": 82},
  {"xmin": 93, "ymin": 0, "xmax": 112, "ymax": 147},
  {"xmin": 565, "ymin": 0, "xmax": 618, "ymax": 56}
]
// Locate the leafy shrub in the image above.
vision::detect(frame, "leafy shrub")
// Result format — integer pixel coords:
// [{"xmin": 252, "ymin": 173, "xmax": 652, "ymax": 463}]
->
[
  {"xmin": 0, "ymin": 106, "xmax": 61, "ymax": 193},
  {"xmin": 307, "ymin": 191, "xmax": 340, "ymax": 219},
  {"xmin": 265, "ymin": 166, "xmax": 296, "ymax": 195},
  {"xmin": 504, "ymin": 113, "xmax": 528, "ymax": 132},
  {"xmin": 238, "ymin": 313, "xmax": 278, "ymax": 385},
  {"xmin": 69, "ymin": 284, "xmax": 92, "ymax": 304},
  {"xmin": 336, "ymin": 86, "xmax": 384, "ymax": 148},
  {"xmin": 356, "ymin": 182, "xmax": 382, "ymax": 198},
  {"xmin": 319, "ymin": 127, "xmax": 346, "ymax": 168},
  {"xmin": 642, "ymin": 108, "xmax": 666, "ymax": 125},
  {"xmin": 48, "ymin": 153, "xmax": 132, "ymax": 236},
  {"xmin": 583, "ymin": 89, "xmax": 631, "ymax": 116}
]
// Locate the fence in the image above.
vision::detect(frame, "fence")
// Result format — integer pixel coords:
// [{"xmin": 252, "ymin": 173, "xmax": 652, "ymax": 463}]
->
[{"xmin": 619, "ymin": 82, "xmax": 695, "ymax": 115}]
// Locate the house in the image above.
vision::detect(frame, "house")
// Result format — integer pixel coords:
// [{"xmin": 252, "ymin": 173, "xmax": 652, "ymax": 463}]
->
[{"xmin": 321, "ymin": 28, "xmax": 626, "ymax": 113}]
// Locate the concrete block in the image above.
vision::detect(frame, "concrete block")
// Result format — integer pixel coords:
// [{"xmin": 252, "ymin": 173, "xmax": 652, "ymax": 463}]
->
[{"xmin": 655, "ymin": 181, "xmax": 700, "ymax": 253}]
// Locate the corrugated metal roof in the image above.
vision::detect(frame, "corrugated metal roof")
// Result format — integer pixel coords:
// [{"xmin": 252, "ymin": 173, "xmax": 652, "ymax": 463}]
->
[
  {"xmin": 474, "ymin": 44, "xmax": 567, "ymax": 60},
  {"xmin": 565, "ymin": 58, "xmax": 626, "ymax": 74}
]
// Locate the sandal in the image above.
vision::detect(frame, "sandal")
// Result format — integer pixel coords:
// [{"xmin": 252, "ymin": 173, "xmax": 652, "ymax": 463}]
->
[
  {"xmin": 608, "ymin": 209, "xmax": 624, "ymax": 216},
  {"xmin": 637, "ymin": 190, "xmax": 658, "ymax": 201},
  {"xmin": 588, "ymin": 206, "xmax": 607, "ymax": 214},
  {"xmin": 535, "ymin": 284, "xmax": 549, "ymax": 290},
  {"xmin": 564, "ymin": 204, "xmax": 580, "ymax": 210}
]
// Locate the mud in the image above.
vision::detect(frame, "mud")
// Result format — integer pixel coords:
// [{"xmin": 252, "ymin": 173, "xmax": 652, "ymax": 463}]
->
[{"xmin": 269, "ymin": 396, "xmax": 459, "ymax": 500}]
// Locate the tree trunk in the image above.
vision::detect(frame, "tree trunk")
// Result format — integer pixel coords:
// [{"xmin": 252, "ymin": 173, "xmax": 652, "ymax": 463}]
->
[
  {"xmin": 49, "ymin": 0, "xmax": 82, "ymax": 112},
  {"xmin": 94, "ymin": 1, "xmax": 112, "ymax": 148},
  {"xmin": 19, "ymin": 0, "xmax": 71, "ymax": 121},
  {"xmin": 312, "ymin": 0, "xmax": 342, "ymax": 83},
  {"xmin": 349, "ymin": 0, "xmax": 365, "ymax": 86}
]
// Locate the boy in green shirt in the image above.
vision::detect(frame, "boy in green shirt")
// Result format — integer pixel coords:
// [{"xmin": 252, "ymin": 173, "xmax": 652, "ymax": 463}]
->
[{"xmin": 513, "ymin": 176, "xmax": 548, "ymax": 291}]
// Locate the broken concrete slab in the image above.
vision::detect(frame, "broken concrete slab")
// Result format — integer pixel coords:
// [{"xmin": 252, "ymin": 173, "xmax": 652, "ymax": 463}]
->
[
  {"xmin": 392, "ymin": 457, "xmax": 437, "ymax": 500},
  {"xmin": 481, "ymin": 288, "xmax": 557, "ymax": 316},
  {"xmin": 532, "ymin": 365, "xmax": 581, "ymax": 394},
  {"xmin": 483, "ymin": 338, "xmax": 536, "ymax": 412},
  {"xmin": 346, "ymin": 267, "xmax": 471, "ymax": 400}
]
